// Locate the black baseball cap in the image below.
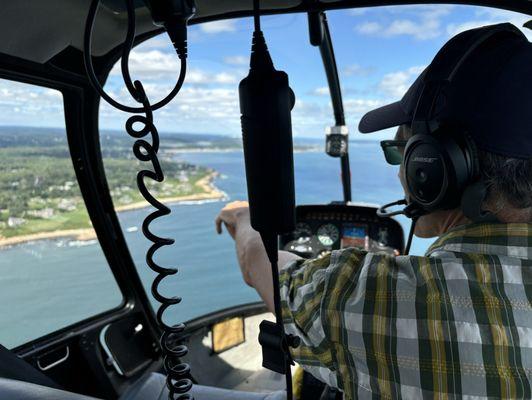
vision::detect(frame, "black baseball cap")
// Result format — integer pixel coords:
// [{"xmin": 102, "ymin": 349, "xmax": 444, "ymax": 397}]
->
[{"xmin": 358, "ymin": 23, "xmax": 532, "ymax": 159}]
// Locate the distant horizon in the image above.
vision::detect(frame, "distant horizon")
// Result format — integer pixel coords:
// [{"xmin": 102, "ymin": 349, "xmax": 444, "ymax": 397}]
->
[{"xmin": 0, "ymin": 123, "xmax": 389, "ymax": 142}]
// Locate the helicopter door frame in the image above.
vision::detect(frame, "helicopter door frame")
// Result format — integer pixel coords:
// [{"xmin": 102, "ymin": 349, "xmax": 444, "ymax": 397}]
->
[
  {"xmin": 308, "ymin": 10, "xmax": 353, "ymax": 203},
  {"xmin": 0, "ymin": 50, "xmax": 162, "ymax": 398}
]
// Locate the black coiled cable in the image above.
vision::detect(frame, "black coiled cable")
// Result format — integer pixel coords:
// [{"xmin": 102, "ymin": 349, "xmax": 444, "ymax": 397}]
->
[
  {"xmin": 84, "ymin": 1, "xmax": 193, "ymax": 399},
  {"xmin": 127, "ymin": 83, "xmax": 193, "ymax": 400}
]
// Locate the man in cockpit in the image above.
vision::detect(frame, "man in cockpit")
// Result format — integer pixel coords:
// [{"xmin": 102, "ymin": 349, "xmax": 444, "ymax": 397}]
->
[{"xmin": 216, "ymin": 23, "xmax": 532, "ymax": 399}]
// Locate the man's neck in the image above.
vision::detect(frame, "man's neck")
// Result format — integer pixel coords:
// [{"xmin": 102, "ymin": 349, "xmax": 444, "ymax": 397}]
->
[{"xmin": 415, "ymin": 208, "xmax": 470, "ymax": 238}]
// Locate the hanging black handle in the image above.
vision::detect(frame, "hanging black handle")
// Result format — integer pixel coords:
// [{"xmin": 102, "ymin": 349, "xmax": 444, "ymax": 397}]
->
[
  {"xmin": 238, "ymin": 3, "xmax": 299, "ymax": 398},
  {"xmin": 239, "ymin": 62, "xmax": 296, "ymax": 234}
]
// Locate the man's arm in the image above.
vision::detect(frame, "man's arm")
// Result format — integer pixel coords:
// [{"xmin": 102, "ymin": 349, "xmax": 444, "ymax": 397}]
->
[
  {"xmin": 216, "ymin": 201, "xmax": 368, "ymax": 392},
  {"xmin": 215, "ymin": 201, "xmax": 301, "ymax": 313}
]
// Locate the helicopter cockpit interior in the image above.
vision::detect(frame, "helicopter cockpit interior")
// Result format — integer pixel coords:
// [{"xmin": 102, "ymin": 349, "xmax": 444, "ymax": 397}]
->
[{"xmin": 0, "ymin": 1, "xmax": 530, "ymax": 399}]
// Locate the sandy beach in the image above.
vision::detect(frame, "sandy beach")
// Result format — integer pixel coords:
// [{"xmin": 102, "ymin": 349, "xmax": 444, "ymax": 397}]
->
[
  {"xmin": 115, "ymin": 172, "xmax": 226, "ymax": 212},
  {"xmin": 0, "ymin": 172, "xmax": 226, "ymax": 248},
  {"xmin": 0, "ymin": 228, "xmax": 98, "ymax": 248}
]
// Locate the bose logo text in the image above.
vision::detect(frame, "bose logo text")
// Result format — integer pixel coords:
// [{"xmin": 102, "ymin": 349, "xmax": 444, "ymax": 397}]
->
[{"xmin": 413, "ymin": 156, "xmax": 438, "ymax": 163}]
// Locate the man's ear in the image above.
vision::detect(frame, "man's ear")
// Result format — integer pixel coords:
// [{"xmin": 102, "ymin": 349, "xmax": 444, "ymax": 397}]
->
[
  {"xmin": 396, "ymin": 124, "xmax": 412, "ymax": 141},
  {"xmin": 394, "ymin": 126, "xmax": 403, "ymax": 141}
]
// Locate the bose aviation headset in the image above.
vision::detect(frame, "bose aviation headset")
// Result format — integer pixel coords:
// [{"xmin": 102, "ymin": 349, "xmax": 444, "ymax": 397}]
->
[{"xmin": 401, "ymin": 24, "xmax": 524, "ymax": 221}]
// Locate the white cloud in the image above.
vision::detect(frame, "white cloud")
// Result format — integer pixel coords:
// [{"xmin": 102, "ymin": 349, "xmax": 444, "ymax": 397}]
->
[
  {"xmin": 0, "ymin": 80, "xmax": 65, "ymax": 127},
  {"xmin": 199, "ymin": 20, "xmax": 237, "ymax": 34},
  {"xmin": 312, "ymin": 87, "xmax": 329, "ymax": 96},
  {"xmin": 100, "ymin": 81, "xmax": 370, "ymax": 137},
  {"xmin": 342, "ymin": 64, "xmax": 376, "ymax": 77},
  {"xmin": 290, "ymin": 97, "xmax": 387, "ymax": 136},
  {"xmin": 387, "ymin": 19, "xmax": 441, "ymax": 40},
  {"xmin": 378, "ymin": 65, "xmax": 425, "ymax": 99},
  {"xmin": 108, "ymin": 50, "xmax": 241, "ymax": 86},
  {"xmin": 99, "ymin": 75, "xmax": 393, "ymax": 138},
  {"xmin": 348, "ymin": 8, "xmax": 368, "ymax": 16},
  {"xmin": 355, "ymin": 5, "xmax": 531, "ymax": 42},
  {"xmin": 446, "ymin": 8, "xmax": 532, "ymax": 40},
  {"xmin": 446, "ymin": 21, "xmax": 488, "ymax": 36},
  {"xmin": 355, "ymin": 5, "xmax": 454, "ymax": 40},
  {"xmin": 290, "ymin": 99, "xmax": 331, "ymax": 135},
  {"xmin": 110, "ymin": 50, "xmax": 180, "ymax": 78},
  {"xmin": 390, "ymin": 4, "xmax": 454, "ymax": 16},
  {"xmin": 101, "ymin": 61, "xmax": 414, "ymax": 137},
  {"xmin": 100, "ymin": 83, "xmax": 242, "ymax": 135},
  {"xmin": 357, "ymin": 22, "xmax": 381, "ymax": 35},
  {"xmin": 224, "ymin": 55, "xmax": 249, "ymax": 66},
  {"xmin": 345, "ymin": 98, "xmax": 388, "ymax": 135},
  {"xmin": 213, "ymin": 72, "xmax": 239, "ymax": 84},
  {"xmin": 357, "ymin": 18, "xmax": 441, "ymax": 40},
  {"xmin": 186, "ymin": 69, "xmax": 239, "ymax": 85},
  {"xmin": 137, "ymin": 35, "xmax": 174, "ymax": 51},
  {"xmin": 344, "ymin": 98, "xmax": 385, "ymax": 115}
]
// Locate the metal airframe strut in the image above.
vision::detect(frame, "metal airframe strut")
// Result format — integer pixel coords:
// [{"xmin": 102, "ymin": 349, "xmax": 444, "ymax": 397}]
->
[{"xmin": 309, "ymin": 10, "xmax": 352, "ymax": 203}]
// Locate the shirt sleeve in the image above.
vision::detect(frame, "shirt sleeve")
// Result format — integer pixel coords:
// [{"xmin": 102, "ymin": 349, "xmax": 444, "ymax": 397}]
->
[{"xmin": 280, "ymin": 248, "xmax": 366, "ymax": 389}]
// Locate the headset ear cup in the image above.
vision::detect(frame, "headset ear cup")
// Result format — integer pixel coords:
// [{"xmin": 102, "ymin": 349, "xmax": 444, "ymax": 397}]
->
[
  {"xmin": 437, "ymin": 131, "xmax": 477, "ymax": 209},
  {"xmin": 458, "ymin": 134, "xmax": 498, "ymax": 222},
  {"xmin": 404, "ymin": 131, "xmax": 476, "ymax": 212},
  {"xmin": 463, "ymin": 133, "xmax": 479, "ymax": 179},
  {"xmin": 403, "ymin": 135, "xmax": 449, "ymax": 211}
]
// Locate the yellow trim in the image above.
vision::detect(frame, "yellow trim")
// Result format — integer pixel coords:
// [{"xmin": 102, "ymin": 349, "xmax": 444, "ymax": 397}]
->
[
  {"xmin": 419, "ymin": 258, "xmax": 449, "ymax": 399},
  {"xmin": 292, "ymin": 366, "xmax": 304, "ymax": 400},
  {"xmin": 472, "ymin": 254, "xmax": 516, "ymax": 399}
]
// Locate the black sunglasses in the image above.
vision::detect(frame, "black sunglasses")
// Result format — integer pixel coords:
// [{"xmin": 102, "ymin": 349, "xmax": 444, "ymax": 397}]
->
[{"xmin": 380, "ymin": 140, "xmax": 407, "ymax": 165}]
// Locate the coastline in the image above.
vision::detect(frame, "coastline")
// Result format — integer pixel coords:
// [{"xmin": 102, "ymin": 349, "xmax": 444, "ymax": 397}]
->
[
  {"xmin": 0, "ymin": 172, "xmax": 226, "ymax": 248},
  {"xmin": 114, "ymin": 172, "xmax": 226, "ymax": 212},
  {"xmin": 165, "ymin": 147, "xmax": 320, "ymax": 154},
  {"xmin": 0, "ymin": 228, "xmax": 98, "ymax": 248}
]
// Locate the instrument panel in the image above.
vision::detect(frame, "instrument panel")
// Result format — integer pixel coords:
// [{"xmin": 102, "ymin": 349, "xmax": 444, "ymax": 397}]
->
[{"xmin": 280, "ymin": 204, "xmax": 405, "ymax": 258}]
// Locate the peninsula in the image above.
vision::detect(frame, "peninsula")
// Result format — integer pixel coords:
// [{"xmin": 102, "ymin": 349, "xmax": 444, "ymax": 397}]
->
[{"xmin": 0, "ymin": 127, "xmax": 227, "ymax": 247}]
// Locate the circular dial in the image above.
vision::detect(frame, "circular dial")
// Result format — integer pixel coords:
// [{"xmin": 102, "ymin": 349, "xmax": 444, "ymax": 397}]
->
[
  {"xmin": 294, "ymin": 223, "xmax": 312, "ymax": 238},
  {"xmin": 317, "ymin": 223, "xmax": 339, "ymax": 246}
]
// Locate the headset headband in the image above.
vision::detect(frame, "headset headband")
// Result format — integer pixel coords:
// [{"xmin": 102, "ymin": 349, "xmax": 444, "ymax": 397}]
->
[{"xmin": 411, "ymin": 23, "xmax": 524, "ymax": 135}]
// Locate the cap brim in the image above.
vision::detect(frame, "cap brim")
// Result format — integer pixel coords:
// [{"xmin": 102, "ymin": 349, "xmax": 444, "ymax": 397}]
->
[{"xmin": 358, "ymin": 101, "xmax": 411, "ymax": 133}]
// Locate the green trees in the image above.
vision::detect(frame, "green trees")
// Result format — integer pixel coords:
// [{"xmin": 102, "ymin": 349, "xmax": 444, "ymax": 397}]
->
[{"xmin": 0, "ymin": 128, "xmax": 211, "ymax": 238}]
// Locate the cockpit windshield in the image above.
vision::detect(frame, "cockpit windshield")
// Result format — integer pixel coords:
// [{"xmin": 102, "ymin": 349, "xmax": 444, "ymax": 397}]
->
[{"xmin": 97, "ymin": 5, "xmax": 531, "ymax": 322}]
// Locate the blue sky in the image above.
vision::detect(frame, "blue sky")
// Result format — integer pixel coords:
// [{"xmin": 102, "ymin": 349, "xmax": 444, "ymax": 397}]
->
[{"xmin": 1, "ymin": 4, "xmax": 530, "ymax": 140}]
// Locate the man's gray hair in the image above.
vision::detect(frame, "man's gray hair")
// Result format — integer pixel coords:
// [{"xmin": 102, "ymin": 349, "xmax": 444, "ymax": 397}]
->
[{"xmin": 479, "ymin": 150, "xmax": 532, "ymax": 210}]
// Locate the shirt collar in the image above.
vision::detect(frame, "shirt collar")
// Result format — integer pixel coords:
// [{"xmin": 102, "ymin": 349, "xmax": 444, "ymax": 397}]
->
[{"xmin": 426, "ymin": 222, "xmax": 532, "ymax": 259}]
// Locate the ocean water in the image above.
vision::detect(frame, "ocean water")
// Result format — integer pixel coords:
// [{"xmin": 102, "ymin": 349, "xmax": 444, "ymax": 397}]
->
[{"xmin": 0, "ymin": 145, "xmax": 432, "ymax": 348}]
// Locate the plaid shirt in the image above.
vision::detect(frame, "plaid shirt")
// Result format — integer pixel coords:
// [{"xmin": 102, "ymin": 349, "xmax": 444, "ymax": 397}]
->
[{"xmin": 280, "ymin": 223, "xmax": 532, "ymax": 399}]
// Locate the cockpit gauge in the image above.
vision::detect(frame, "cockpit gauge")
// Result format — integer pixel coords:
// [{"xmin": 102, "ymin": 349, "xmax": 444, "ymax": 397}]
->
[
  {"xmin": 294, "ymin": 222, "xmax": 312, "ymax": 238},
  {"xmin": 286, "ymin": 237, "xmax": 314, "ymax": 257},
  {"xmin": 317, "ymin": 223, "xmax": 339, "ymax": 246}
]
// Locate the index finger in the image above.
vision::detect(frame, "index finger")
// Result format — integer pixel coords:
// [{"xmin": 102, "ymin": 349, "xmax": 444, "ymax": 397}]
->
[{"xmin": 215, "ymin": 214, "xmax": 223, "ymax": 234}]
